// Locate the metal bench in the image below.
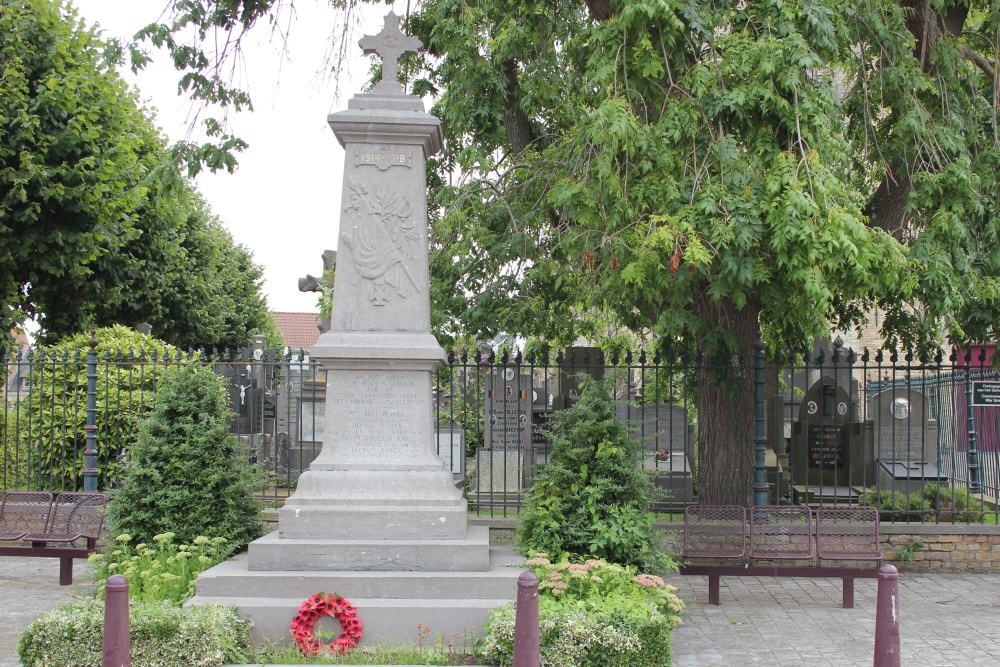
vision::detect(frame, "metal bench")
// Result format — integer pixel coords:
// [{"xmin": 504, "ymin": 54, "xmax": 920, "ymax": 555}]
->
[
  {"xmin": 0, "ymin": 491, "xmax": 109, "ymax": 585},
  {"xmin": 679, "ymin": 505, "xmax": 882, "ymax": 608}
]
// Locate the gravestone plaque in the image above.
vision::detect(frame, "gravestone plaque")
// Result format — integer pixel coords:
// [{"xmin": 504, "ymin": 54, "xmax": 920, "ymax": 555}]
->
[
  {"xmin": 618, "ymin": 402, "xmax": 695, "ymax": 502},
  {"xmin": 485, "ymin": 368, "xmax": 532, "ymax": 451},
  {"xmin": 871, "ymin": 388, "xmax": 946, "ymax": 494},
  {"xmin": 809, "ymin": 424, "xmax": 846, "ymax": 468}
]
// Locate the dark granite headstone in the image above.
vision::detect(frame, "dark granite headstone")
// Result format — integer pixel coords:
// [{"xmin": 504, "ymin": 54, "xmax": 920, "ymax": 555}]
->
[{"xmin": 790, "ymin": 375, "xmax": 867, "ymax": 497}]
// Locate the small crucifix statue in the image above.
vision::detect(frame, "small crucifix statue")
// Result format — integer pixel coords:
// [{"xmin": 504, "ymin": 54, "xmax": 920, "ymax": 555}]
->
[{"xmin": 359, "ymin": 12, "xmax": 422, "ymax": 94}]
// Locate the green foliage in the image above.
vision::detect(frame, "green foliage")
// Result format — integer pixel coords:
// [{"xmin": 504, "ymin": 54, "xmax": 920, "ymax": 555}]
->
[
  {"xmin": 0, "ymin": 0, "xmax": 275, "ymax": 350},
  {"xmin": 0, "ymin": 405, "xmax": 30, "ymax": 487},
  {"xmin": 0, "ymin": 0, "xmax": 150, "ymax": 339},
  {"xmin": 894, "ymin": 539, "xmax": 926, "ymax": 563},
  {"xmin": 860, "ymin": 483, "xmax": 983, "ymax": 523},
  {"xmin": 109, "ymin": 363, "xmax": 264, "ymax": 553},
  {"xmin": 481, "ymin": 555, "xmax": 683, "ymax": 667},
  {"xmin": 89, "ymin": 532, "xmax": 230, "ymax": 605},
  {"xmin": 20, "ymin": 326, "xmax": 179, "ymax": 490},
  {"xmin": 516, "ymin": 377, "xmax": 667, "ymax": 570},
  {"xmin": 17, "ymin": 600, "xmax": 251, "ymax": 666}
]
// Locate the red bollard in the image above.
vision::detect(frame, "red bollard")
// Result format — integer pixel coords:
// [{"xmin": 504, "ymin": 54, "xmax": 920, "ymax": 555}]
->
[
  {"xmin": 873, "ymin": 564, "xmax": 900, "ymax": 667},
  {"xmin": 102, "ymin": 574, "xmax": 130, "ymax": 667},
  {"xmin": 513, "ymin": 570, "xmax": 540, "ymax": 667}
]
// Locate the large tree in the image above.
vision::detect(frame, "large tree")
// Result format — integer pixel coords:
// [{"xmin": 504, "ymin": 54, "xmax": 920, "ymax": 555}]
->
[
  {"xmin": 407, "ymin": 0, "xmax": 1000, "ymax": 504},
  {"xmin": 1, "ymin": 0, "xmax": 276, "ymax": 350},
  {"xmin": 130, "ymin": 0, "xmax": 1000, "ymax": 503}
]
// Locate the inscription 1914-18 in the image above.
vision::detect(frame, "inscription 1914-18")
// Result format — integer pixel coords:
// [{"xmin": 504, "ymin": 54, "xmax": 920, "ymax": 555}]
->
[
  {"xmin": 808, "ymin": 424, "xmax": 845, "ymax": 468},
  {"xmin": 354, "ymin": 149, "xmax": 413, "ymax": 170}
]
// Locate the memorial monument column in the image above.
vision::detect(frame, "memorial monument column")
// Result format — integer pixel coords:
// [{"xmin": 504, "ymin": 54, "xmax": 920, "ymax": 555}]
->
[{"xmin": 278, "ymin": 11, "xmax": 467, "ymax": 542}]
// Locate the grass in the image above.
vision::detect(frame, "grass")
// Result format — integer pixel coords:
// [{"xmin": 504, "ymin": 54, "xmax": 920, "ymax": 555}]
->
[{"xmin": 251, "ymin": 626, "xmax": 486, "ymax": 665}]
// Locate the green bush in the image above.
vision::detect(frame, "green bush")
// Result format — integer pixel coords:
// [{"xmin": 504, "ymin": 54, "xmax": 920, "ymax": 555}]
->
[
  {"xmin": 108, "ymin": 363, "xmax": 263, "ymax": 553},
  {"xmin": 481, "ymin": 555, "xmax": 684, "ymax": 667},
  {"xmin": 89, "ymin": 532, "xmax": 230, "ymax": 604},
  {"xmin": 17, "ymin": 600, "xmax": 250, "ymax": 666},
  {"xmin": 20, "ymin": 325, "xmax": 180, "ymax": 490},
  {"xmin": 515, "ymin": 377, "xmax": 668, "ymax": 570},
  {"xmin": 860, "ymin": 483, "xmax": 983, "ymax": 522},
  {"xmin": 1, "ymin": 404, "xmax": 30, "ymax": 487}
]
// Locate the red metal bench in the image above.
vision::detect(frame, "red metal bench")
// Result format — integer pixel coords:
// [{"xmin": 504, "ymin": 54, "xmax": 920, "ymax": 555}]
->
[
  {"xmin": 680, "ymin": 505, "xmax": 882, "ymax": 608},
  {"xmin": 0, "ymin": 491, "xmax": 109, "ymax": 585}
]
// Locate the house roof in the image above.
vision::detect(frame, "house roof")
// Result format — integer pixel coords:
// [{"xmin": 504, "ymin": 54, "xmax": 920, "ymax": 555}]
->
[{"xmin": 271, "ymin": 311, "xmax": 321, "ymax": 351}]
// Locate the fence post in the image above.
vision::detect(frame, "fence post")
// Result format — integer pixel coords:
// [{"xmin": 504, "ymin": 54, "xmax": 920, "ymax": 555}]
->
[
  {"xmin": 964, "ymin": 354, "xmax": 982, "ymax": 494},
  {"xmin": 513, "ymin": 570, "xmax": 540, "ymax": 667},
  {"xmin": 83, "ymin": 332, "xmax": 99, "ymax": 492},
  {"xmin": 752, "ymin": 341, "xmax": 768, "ymax": 507},
  {"xmin": 102, "ymin": 574, "xmax": 130, "ymax": 667},
  {"xmin": 873, "ymin": 564, "xmax": 900, "ymax": 667}
]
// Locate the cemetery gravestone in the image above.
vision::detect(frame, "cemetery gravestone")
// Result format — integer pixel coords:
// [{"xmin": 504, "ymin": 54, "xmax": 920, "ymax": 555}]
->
[
  {"xmin": 479, "ymin": 368, "xmax": 533, "ymax": 493},
  {"xmin": 790, "ymin": 375, "xmax": 869, "ymax": 501},
  {"xmin": 554, "ymin": 346, "xmax": 604, "ymax": 409},
  {"xmin": 871, "ymin": 388, "xmax": 946, "ymax": 494},
  {"xmin": 615, "ymin": 402, "xmax": 695, "ymax": 502}
]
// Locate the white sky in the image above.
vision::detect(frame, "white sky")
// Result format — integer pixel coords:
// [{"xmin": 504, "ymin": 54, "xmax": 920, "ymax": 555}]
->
[{"xmin": 70, "ymin": 0, "xmax": 415, "ymax": 313}]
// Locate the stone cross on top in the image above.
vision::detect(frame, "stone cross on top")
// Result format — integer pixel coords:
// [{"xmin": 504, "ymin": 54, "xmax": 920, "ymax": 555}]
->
[{"xmin": 359, "ymin": 12, "xmax": 422, "ymax": 94}]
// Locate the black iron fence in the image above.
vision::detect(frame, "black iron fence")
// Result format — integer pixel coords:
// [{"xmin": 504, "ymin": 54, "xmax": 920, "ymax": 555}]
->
[{"xmin": 3, "ymin": 342, "xmax": 998, "ymax": 522}]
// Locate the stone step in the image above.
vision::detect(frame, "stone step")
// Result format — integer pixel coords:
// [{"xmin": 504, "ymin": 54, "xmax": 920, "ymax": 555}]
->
[
  {"xmin": 188, "ymin": 595, "xmax": 515, "ymax": 647},
  {"xmin": 247, "ymin": 526, "xmax": 493, "ymax": 572},
  {"xmin": 197, "ymin": 547, "xmax": 524, "ymax": 600}
]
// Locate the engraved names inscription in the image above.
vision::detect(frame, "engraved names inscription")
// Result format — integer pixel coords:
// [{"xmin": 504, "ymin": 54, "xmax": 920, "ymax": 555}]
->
[{"xmin": 328, "ymin": 372, "xmax": 428, "ymax": 461}]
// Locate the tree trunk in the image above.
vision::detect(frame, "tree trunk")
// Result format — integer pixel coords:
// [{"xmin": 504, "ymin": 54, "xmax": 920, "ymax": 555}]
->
[
  {"xmin": 867, "ymin": 1, "xmax": 971, "ymax": 237},
  {"xmin": 501, "ymin": 58, "xmax": 537, "ymax": 158},
  {"xmin": 693, "ymin": 294, "xmax": 762, "ymax": 506}
]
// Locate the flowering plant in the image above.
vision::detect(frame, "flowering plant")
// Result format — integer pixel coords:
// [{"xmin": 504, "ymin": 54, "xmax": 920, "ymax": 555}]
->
[
  {"xmin": 483, "ymin": 554, "xmax": 684, "ymax": 667},
  {"xmin": 290, "ymin": 593, "xmax": 363, "ymax": 657}
]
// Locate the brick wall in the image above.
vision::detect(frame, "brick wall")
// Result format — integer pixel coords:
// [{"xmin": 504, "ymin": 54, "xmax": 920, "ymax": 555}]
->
[
  {"xmin": 881, "ymin": 523, "xmax": 1000, "ymax": 572},
  {"xmin": 472, "ymin": 518, "xmax": 1000, "ymax": 573}
]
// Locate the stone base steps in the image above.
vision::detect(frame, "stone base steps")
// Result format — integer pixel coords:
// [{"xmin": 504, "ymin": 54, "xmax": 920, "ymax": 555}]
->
[
  {"xmin": 248, "ymin": 526, "xmax": 493, "ymax": 572},
  {"xmin": 190, "ymin": 546, "xmax": 524, "ymax": 646}
]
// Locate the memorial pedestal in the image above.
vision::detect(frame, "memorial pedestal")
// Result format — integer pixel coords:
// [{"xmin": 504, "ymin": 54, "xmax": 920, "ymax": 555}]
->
[{"xmin": 191, "ymin": 13, "xmax": 517, "ymax": 646}]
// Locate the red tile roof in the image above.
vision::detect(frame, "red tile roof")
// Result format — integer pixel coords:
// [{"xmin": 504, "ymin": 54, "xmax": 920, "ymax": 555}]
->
[{"xmin": 271, "ymin": 311, "xmax": 321, "ymax": 351}]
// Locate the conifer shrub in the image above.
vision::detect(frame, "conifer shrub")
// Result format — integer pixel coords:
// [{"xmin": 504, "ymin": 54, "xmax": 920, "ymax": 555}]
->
[
  {"xmin": 108, "ymin": 364, "xmax": 263, "ymax": 554},
  {"xmin": 516, "ymin": 377, "xmax": 670, "ymax": 571}
]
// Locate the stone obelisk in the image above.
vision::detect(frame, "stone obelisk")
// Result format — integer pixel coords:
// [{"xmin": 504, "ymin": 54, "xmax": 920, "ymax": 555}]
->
[
  {"xmin": 191, "ymin": 13, "xmax": 519, "ymax": 644},
  {"xmin": 276, "ymin": 12, "xmax": 467, "ymax": 547}
]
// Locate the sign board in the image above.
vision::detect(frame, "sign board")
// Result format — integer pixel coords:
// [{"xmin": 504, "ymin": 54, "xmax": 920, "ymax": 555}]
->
[{"xmin": 972, "ymin": 381, "xmax": 1000, "ymax": 407}]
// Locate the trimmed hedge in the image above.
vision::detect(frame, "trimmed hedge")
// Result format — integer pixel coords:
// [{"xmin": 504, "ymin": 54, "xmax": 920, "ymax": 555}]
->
[{"xmin": 17, "ymin": 600, "xmax": 251, "ymax": 666}]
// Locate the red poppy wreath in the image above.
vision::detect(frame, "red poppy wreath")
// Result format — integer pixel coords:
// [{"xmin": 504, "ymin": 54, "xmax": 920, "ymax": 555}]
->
[{"xmin": 290, "ymin": 593, "xmax": 363, "ymax": 656}]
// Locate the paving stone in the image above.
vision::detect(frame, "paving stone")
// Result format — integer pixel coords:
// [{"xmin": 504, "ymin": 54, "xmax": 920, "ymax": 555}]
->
[{"xmin": 671, "ymin": 572, "xmax": 1000, "ymax": 666}]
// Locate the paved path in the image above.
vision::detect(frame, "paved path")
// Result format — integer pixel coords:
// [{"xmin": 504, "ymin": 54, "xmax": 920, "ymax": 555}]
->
[
  {"xmin": 3, "ymin": 555, "xmax": 1000, "ymax": 666},
  {"xmin": 671, "ymin": 572, "xmax": 1000, "ymax": 666},
  {"xmin": 0, "ymin": 556, "xmax": 94, "ymax": 667}
]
